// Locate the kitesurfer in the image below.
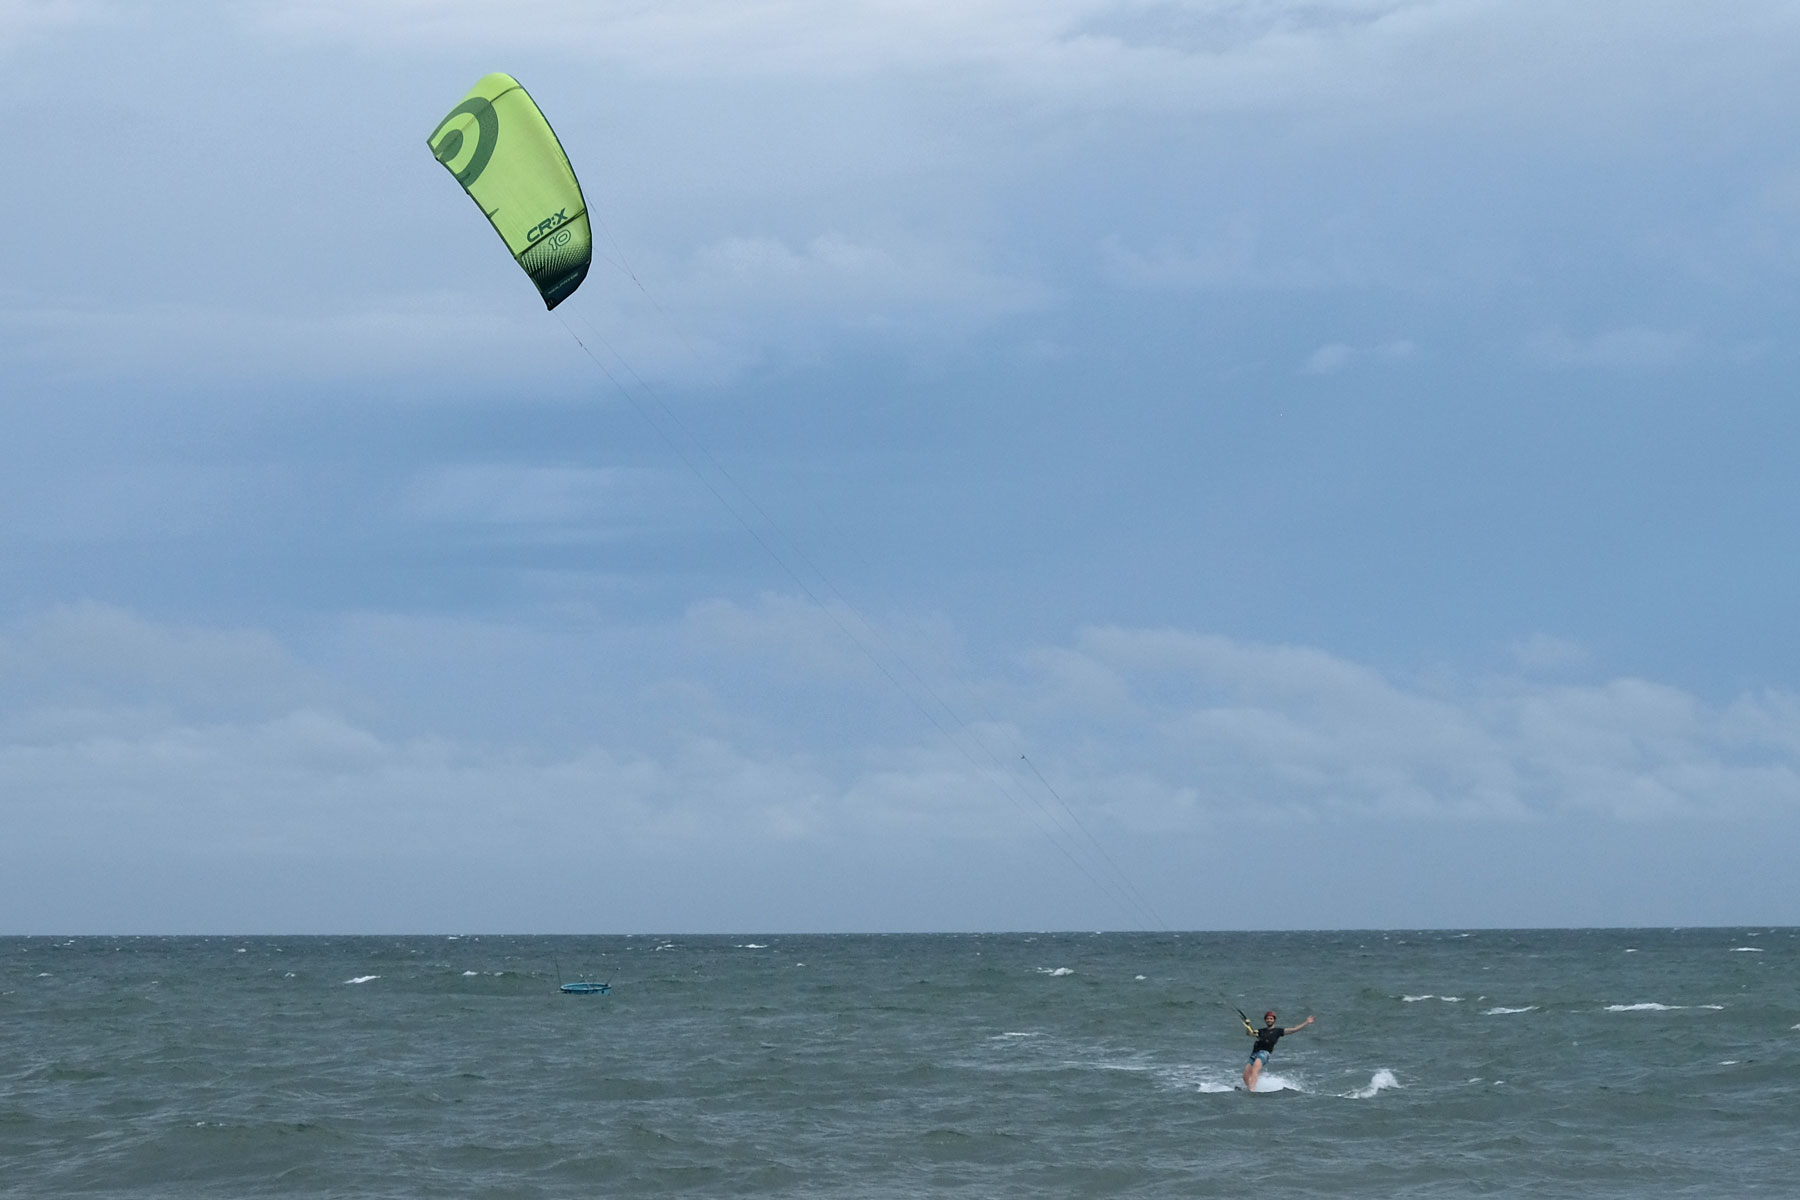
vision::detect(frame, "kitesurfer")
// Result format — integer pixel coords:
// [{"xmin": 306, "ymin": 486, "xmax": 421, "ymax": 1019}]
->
[{"xmin": 1242, "ymin": 1009, "xmax": 1314, "ymax": 1091}]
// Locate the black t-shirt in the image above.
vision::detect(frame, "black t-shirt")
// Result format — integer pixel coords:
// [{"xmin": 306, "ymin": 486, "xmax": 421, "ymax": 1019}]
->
[{"xmin": 1253, "ymin": 1025, "xmax": 1285, "ymax": 1053}]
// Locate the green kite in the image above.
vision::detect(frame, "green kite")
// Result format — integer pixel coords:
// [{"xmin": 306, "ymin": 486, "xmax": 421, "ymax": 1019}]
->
[{"xmin": 427, "ymin": 72, "xmax": 591, "ymax": 310}]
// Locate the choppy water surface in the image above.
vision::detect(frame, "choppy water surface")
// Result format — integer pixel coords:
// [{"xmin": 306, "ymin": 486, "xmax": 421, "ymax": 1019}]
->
[{"xmin": 3, "ymin": 929, "xmax": 1795, "ymax": 1197}]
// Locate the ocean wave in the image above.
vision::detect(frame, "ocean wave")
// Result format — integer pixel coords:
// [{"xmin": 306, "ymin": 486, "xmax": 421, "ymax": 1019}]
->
[
  {"xmin": 1345, "ymin": 1069, "xmax": 1399, "ymax": 1099},
  {"xmin": 1483, "ymin": 1005, "xmax": 1538, "ymax": 1015},
  {"xmin": 1248, "ymin": 1070, "xmax": 1303, "ymax": 1094}
]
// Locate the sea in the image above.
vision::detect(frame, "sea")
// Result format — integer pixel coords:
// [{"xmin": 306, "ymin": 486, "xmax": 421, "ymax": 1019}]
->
[{"xmin": 3, "ymin": 929, "xmax": 1794, "ymax": 1198}]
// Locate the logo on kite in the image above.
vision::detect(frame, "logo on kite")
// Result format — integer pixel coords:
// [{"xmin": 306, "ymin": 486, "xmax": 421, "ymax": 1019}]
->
[
  {"xmin": 525, "ymin": 209, "xmax": 573, "ymax": 244},
  {"xmin": 428, "ymin": 97, "xmax": 499, "ymax": 188}
]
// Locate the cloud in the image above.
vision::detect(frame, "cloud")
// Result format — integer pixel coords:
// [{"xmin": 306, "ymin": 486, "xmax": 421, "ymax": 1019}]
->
[
  {"xmin": 1302, "ymin": 338, "xmax": 1416, "ymax": 374},
  {"xmin": 0, "ymin": 230, "xmax": 1047, "ymax": 392},
  {"xmin": 7, "ymin": 604, "xmax": 1799, "ymax": 865},
  {"xmin": 239, "ymin": 0, "xmax": 1800, "ymax": 137},
  {"xmin": 6, "ymin": 603, "xmax": 1800, "ymax": 929},
  {"xmin": 0, "ymin": 293, "xmax": 573, "ymax": 391},
  {"xmin": 655, "ymin": 232, "xmax": 1053, "ymax": 360},
  {"xmin": 0, "ymin": 0, "xmax": 103, "ymax": 50},
  {"xmin": 1525, "ymin": 326, "xmax": 1697, "ymax": 371},
  {"xmin": 0, "ymin": 603, "xmax": 325, "ymax": 724},
  {"xmin": 1031, "ymin": 627, "xmax": 1800, "ymax": 825},
  {"xmin": 1509, "ymin": 633, "xmax": 1590, "ymax": 673},
  {"xmin": 1098, "ymin": 226, "xmax": 1414, "ymax": 293},
  {"xmin": 398, "ymin": 463, "xmax": 708, "ymax": 542},
  {"xmin": 546, "ymin": 232, "xmax": 1055, "ymax": 386}
]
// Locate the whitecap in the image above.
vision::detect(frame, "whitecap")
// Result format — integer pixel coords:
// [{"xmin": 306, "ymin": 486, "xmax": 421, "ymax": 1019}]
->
[
  {"xmin": 1402, "ymin": 994, "xmax": 1434, "ymax": 1002},
  {"xmin": 1728, "ymin": 947, "xmax": 1763, "ymax": 953},
  {"xmin": 1037, "ymin": 967, "xmax": 1074, "ymax": 977},
  {"xmin": 1607, "ymin": 1002, "xmax": 1676, "ymax": 1011},
  {"xmin": 1135, "ymin": 975, "xmax": 1146, "ymax": 981},
  {"xmin": 1345, "ymin": 1069, "xmax": 1400, "ymax": 1099},
  {"xmin": 738, "ymin": 943, "xmax": 768, "ymax": 949},
  {"xmin": 462, "ymin": 970, "xmax": 478, "ymax": 976},
  {"xmin": 1483, "ymin": 1005, "xmax": 1538, "ymax": 1015},
  {"xmin": 993, "ymin": 1031, "xmax": 1038, "ymax": 1040},
  {"xmin": 344, "ymin": 975, "xmax": 379, "ymax": 985},
  {"xmin": 1441, "ymin": 996, "xmax": 1464, "ymax": 1002},
  {"xmin": 1249, "ymin": 1071, "xmax": 1303, "ymax": 1094}
]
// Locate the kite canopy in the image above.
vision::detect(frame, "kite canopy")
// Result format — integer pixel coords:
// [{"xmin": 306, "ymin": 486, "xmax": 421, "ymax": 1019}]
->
[{"xmin": 427, "ymin": 72, "xmax": 591, "ymax": 310}]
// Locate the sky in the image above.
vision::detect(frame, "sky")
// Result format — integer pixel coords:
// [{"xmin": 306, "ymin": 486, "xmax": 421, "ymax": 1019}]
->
[{"xmin": 4, "ymin": 0, "xmax": 1800, "ymax": 933}]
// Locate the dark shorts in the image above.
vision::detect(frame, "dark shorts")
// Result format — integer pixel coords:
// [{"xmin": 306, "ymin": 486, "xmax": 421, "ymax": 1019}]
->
[{"xmin": 1248, "ymin": 1049, "xmax": 1270, "ymax": 1065}]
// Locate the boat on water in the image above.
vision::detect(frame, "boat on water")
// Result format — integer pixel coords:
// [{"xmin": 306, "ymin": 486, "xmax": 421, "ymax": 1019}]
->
[{"xmin": 559, "ymin": 981, "xmax": 611, "ymax": 995}]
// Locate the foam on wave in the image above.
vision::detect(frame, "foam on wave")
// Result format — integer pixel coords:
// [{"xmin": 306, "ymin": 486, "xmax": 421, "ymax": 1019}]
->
[
  {"xmin": 1248, "ymin": 1070, "xmax": 1302, "ymax": 1093},
  {"xmin": 1345, "ymin": 1069, "xmax": 1400, "ymax": 1099}
]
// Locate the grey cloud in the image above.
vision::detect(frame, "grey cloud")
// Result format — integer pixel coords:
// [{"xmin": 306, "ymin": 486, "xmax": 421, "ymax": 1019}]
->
[
  {"xmin": 1054, "ymin": 627, "xmax": 1800, "ymax": 824},
  {"xmin": 1525, "ymin": 327, "xmax": 1697, "ymax": 371},
  {"xmin": 0, "ymin": 295, "xmax": 571, "ymax": 390},
  {"xmin": 244, "ymin": 0, "xmax": 1800, "ymax": 136},
  {"xmin": 1302, "ymin": 339, "xmax": 1416, "ymax": 374},
  {"xmin": 398, "ymin": 463, "xmax": 707, "ymax": 541}
]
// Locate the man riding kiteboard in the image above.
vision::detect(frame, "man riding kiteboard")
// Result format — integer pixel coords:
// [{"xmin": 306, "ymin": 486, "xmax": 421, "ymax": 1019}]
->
[{"xmin": 1241, "ymin": 1008, "xmax": 1314, "ymax": 1091}]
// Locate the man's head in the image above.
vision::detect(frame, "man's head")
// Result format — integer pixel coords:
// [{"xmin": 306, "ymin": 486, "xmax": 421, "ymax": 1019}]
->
[{"xmin": 1264, "ymin": 1011, "xmax": 1277, "ymax": 1025}]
